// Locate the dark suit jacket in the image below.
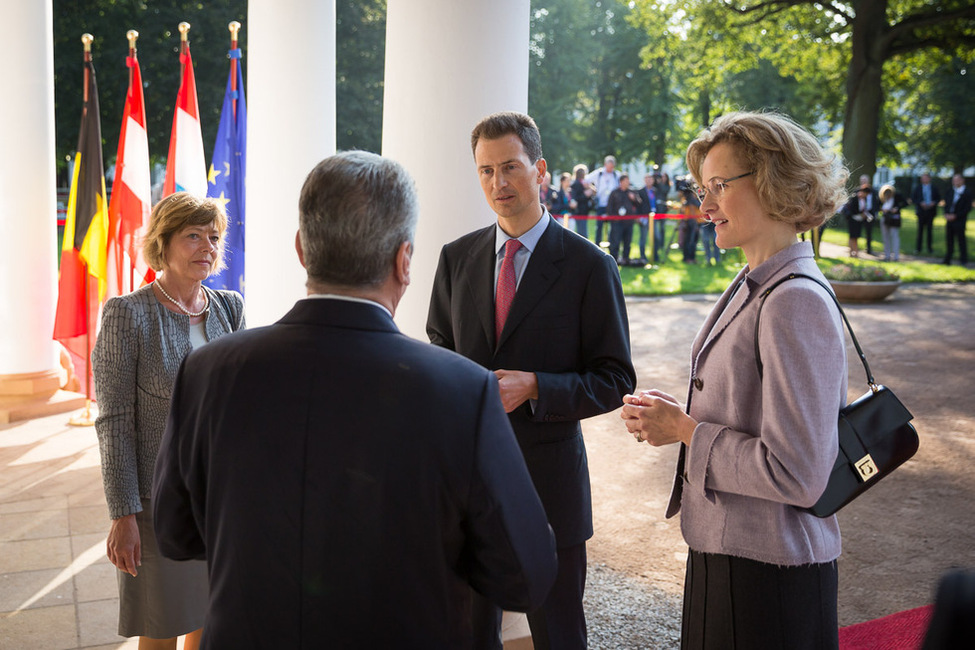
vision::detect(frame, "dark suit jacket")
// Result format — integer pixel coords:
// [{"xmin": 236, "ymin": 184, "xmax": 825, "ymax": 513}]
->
[
  {"xmin": 152, "ymin": 298, "xmax": 557, "ymax": 648},
  {"xmin": 842, "ymin": 190, "xmax": 879, "ymax": 223},
  {"xmin": 911, "ymin": 183, "xmax": 941, "ymax": 218},
  {"xmin": 946, "ymin": 187, "xmax": 972, "ymax": 220},
  {"xmin": 427, "ymin": 216, "xmax": 636, "ymax": 547},
  {"xmin": 607, "ymin": 187, "xmax": 642, "ymax": 217}
]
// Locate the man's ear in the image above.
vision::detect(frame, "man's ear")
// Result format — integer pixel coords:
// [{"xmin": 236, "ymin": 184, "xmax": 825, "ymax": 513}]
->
[
  {"xmin": 536, "ymin": 157, "xmax": 548, "ymax": 184},
  {"xmin": 295, "ymin": 230, "xmax": 306, "ymax": 268},
  {"xmin": 396, "ymin": 241, "xmax": 412, "ymax": 286}
]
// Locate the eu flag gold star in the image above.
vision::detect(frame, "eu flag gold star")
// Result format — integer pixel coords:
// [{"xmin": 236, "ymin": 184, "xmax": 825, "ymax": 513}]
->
[
  {"xmin": 208, "ymin": 164, "xmax": 220, "ymax": 185},
  {"xmin": 214, "ymin": 191, "xmax": 230, "ymax": 210}
]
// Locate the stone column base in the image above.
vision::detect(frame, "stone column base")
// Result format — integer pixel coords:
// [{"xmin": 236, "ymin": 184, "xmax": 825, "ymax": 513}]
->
[{"xmin": 0, "ymin": 371, "xmax": 88, "ymax": 425}]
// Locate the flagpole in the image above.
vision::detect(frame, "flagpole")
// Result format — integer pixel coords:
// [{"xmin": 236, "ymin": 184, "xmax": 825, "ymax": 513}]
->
[
  {"xmin": 179, "ymin": 22, "xmax": 190, "ymax": 83},
  {"xmin": 229, "ymin": 21, "xmax": 240, "ymax": 120},
  {"xmin": 126, "ymin": 30, "xmax": 139, "ymax": 293},
  {"xmin": 71, "ymin": 33, "xmax": 96, "ymax": 427}
]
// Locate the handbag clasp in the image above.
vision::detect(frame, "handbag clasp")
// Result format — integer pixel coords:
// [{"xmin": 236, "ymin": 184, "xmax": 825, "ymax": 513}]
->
[{"xmin": 855, "ymin": 454, "xmax": 879, "ymax": 481}]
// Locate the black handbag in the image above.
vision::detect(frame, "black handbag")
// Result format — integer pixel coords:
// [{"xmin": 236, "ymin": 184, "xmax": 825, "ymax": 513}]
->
[{"xmin": 755, "ymin": 273, "xmax": 919, "ymax": 518}]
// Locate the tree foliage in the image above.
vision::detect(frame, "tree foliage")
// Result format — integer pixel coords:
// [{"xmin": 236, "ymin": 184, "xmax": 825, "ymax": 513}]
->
[
  {"xmin": 336, "ymin": 0, "xmax": 386, "ymax": 153},
  {"xmin": 529, "ymin": 0, "xmax": 678, "ymax": 174},
  {"xmin": 629, "ymin": 0, "xmax": 975, "ymax": 182}
]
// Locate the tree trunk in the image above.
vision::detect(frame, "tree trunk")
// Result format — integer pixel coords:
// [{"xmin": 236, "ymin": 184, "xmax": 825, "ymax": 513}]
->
[{"xmin": 842, "ymin": 0, "xmax": 889, "ymax": 187}]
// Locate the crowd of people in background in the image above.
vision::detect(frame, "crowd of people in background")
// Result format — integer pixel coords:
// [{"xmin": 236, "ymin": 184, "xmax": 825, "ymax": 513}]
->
[
  {"xmin": 840, "ymin": 172, "xmax": 971, "ymax": 265},
  {"xmin": 541, "ymin": 157, "xmax": 724, "ymax": 267},
  {"xmin": 541, "ymin": 158, "xmax": 972, "ymax": 268}
]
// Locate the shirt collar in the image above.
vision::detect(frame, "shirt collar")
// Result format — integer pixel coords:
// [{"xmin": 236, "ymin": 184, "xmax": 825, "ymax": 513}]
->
[
  {"xmin": 495, "ymin": 209, "xmax": 550, "ymax": 256},
  {"xmin": 305, "ymin": 293, "xmax": 392, "ymax": 318}
]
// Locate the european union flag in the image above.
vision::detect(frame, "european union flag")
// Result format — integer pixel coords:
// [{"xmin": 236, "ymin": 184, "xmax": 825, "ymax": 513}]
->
[{"xmin": 205, "ymin": 46, "xmax": 246, "ymax": 294}]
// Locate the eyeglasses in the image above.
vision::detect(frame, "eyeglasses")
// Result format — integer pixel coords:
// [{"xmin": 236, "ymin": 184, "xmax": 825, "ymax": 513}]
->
[{"xmin": 693, "ymin": 171, "xmax": 755, "ymax": 202}]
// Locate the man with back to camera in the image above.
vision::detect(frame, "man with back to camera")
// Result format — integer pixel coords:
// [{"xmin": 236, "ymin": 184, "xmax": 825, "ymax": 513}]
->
[
  {"xmin": 427, "ymin": 112, "xmax": 637, "ymax": 649},
  {"xmin": 152, "ymin": 151, "xmax": 558, "ymax": 648}
]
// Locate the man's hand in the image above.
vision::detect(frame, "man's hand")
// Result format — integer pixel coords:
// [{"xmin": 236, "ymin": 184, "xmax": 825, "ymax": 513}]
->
[
  {"xmin": 107, "ymin": 514, "xmax": 141, "ymax": 577},
  {"xmin": 494, "ymin": 369, "xmax": 539, "ymax": 413}
]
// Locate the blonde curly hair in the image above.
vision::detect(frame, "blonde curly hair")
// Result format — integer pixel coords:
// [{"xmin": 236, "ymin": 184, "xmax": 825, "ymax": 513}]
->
[{"xmin": 686, "ymin": 111, "xmax": 849, "ymax": 233}]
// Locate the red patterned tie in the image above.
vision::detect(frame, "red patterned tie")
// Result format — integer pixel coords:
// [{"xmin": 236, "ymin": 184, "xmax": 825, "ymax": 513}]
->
[{"xmin": 495, "ymin": 239, "xmax": 522, "ymax": 343}]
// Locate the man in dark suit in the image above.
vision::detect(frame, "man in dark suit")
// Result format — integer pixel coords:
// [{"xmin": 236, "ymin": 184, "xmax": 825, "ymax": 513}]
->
[
  {"xmin": 427, "ymin": 112, "xmax": 636, "ymax": 649},
  {"xmin": 944, "ymin": 173, "xmax": 972, "ymax": 265},
  {"xmin": 857, "ymin": 174, "xmax": 880, "ymax": 255},
  {"xmin": 152, "ymin": 151, "xmax": 558, "ymax": 648},
  {"xmin": 911, "ymin": 172, "xmax": 941, "ymax": 255}
]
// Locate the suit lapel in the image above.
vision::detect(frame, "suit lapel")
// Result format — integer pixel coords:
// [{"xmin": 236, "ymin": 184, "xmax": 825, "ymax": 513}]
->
[
  {"xmin": 461, "ymin": 227, "xmax": 499, "ymax": 350},
  {"xmin": 496, "ymin": 218, "xmax": 563, "ymax": 349}
]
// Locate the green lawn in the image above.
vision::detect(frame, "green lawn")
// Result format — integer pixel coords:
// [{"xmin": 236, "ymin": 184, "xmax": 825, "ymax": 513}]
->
[{"xmin": 610, "ymin": 209, "xmax": 975, "ymax": 296}]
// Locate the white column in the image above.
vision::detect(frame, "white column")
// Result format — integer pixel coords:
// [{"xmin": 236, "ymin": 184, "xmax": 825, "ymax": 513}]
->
[
  {"xmin": 382, "ymin": 0, "xmax": 530, "ymax": 339},
  {"xmin": 0, "ymin": 0, "xmax": 65, "ymax": 418},
  {"xmin": 245, "ymin": 0, "xmax": 336, "ymax": 326}
]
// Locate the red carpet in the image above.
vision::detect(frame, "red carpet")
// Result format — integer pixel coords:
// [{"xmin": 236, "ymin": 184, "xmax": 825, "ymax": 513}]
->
[{"xmin": 839, "ymin": 605, "xmax": 933, "ymax": 649}]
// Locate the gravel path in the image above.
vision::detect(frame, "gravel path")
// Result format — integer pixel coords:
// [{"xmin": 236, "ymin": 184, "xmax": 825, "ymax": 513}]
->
[{"xmin": 585, "ymin": 563, "xmax": 682, "ymax": 649}]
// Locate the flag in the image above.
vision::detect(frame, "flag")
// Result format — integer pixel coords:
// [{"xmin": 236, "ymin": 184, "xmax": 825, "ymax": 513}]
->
[
  {"xmin": 106, "ymin": 52, "xmax": 153, "ymax": 298},
  {"xmin": 163, "ymin": 38, "xmax": 206, "ymax": 198},
  {"xmin": 54, "ymin": 56, "xmax": 109, "ymax": 395},
  {"xmin": 204, "ymin": 45, "xmax": 247, "ymax": 293}
]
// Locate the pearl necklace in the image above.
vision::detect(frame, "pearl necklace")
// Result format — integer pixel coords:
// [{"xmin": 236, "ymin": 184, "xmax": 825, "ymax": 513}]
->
[{"xmin": 155, "ymin": 281, "xmax": 209, "ymax": 317}]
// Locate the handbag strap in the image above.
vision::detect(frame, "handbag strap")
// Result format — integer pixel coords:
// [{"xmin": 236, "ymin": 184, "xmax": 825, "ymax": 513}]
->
[{"xmin": 754, "ymin": 273, "xmax": 876, "ymax": 391}]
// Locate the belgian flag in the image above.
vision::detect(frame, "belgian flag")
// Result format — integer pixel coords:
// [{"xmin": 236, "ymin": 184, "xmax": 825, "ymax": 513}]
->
[{"xmin": 54, "ymin": 44, "xmax": 108, "ymax": 396}]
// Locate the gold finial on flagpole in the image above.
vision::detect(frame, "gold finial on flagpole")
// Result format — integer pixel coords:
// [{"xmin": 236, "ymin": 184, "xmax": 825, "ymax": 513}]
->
[
  {"xmin": 179, "ymin": 22, "xmax": 191, "ymax": 42},
  {"xmin": 229, "ymin": 21, "xmax": 241, "ymax": 41},
  {"xmin": 81, "ymin": 33, "xmax": 93, "ymax": 53},
  {"xmin": 127, "ymin": 30, "xmax": 139, "ymax": 50}
]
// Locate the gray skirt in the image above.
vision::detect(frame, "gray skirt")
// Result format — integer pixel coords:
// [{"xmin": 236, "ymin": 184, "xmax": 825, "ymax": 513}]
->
[{"xmin": 117, "ymin": 499, "xmax": 208, "ymax": 638}]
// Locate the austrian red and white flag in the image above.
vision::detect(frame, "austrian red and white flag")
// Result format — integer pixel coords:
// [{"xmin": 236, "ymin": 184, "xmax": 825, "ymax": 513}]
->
[
  {"xmin": 107, "ymin": 53, "xmax": 154, "ymax": 297},
  {"xmin": 163, "ymin": 39, "xmax": 207, "ymax": 198}
]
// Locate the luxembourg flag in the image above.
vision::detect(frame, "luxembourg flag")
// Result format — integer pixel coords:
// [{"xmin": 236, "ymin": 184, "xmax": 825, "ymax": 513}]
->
[
  {"xmin": 107, "ymin": 51, "xmax": 154, "ymax": 297},
  {"xmin": 163, "ymin": 34, "xmax": 206, "ymax": 198}
]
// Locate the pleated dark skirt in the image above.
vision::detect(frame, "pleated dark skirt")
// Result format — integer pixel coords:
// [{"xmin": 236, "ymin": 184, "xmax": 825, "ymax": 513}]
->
[{"xmin": 682, "ymin": 549, "xmax": 839, "ymax": 650}]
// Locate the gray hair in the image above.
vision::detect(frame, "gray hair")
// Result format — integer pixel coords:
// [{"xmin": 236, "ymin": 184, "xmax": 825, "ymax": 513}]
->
[{"xmin": 298, "ymin": 151, "xmax": 418, "ymax": 288}]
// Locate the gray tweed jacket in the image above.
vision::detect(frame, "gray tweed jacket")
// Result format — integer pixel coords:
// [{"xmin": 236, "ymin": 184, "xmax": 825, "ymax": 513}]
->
[{"xmin": 93, "ymin": 283, "xmax": 245, "ymax": 519}]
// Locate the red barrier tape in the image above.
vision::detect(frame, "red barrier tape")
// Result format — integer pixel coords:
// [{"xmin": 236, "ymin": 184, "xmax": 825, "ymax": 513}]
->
[{"xmin": 562, "ymin": 213, "xmax": 701, "ymax": 221}]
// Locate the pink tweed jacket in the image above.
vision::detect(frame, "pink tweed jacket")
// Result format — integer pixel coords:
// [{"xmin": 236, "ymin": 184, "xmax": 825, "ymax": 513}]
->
[{"xmin": 668, "ymin": 241, "xmax": 848, "ymax": 565}]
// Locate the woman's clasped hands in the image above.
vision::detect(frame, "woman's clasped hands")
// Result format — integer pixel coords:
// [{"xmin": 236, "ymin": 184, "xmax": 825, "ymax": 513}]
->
[{"xmin": 620, "ymin": 389, "xmax": 698, "ymax": 446}]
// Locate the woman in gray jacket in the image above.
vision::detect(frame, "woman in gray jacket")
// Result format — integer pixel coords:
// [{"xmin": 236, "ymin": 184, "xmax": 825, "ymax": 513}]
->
[
  {"xmin": 621, "ymin": 112, "xmax": 849, "ymax": 649},
  {"xmin": 93, "ymin": 192, "xmax": 245, "ymax": 649}
]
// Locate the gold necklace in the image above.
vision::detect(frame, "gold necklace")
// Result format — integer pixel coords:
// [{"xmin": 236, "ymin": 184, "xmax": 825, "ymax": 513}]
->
[{"xmin": 155, "ymin": 281, "xmax": 209, "ymax": 317}]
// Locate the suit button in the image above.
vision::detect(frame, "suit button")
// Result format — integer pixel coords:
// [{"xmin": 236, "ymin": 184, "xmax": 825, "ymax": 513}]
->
[{"xmin": 693, "ymin": 377, "xmax": 704, "ymax": 391}]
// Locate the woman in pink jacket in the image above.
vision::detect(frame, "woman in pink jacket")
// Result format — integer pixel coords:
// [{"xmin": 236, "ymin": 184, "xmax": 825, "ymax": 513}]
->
[{"xmin": 622, "ymin": 111, "xmax": 850, "ymax": 649}]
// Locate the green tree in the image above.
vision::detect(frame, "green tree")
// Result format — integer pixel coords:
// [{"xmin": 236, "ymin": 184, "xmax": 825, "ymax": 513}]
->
[
  {"xmin": 902, "ymin": 56, "xmax": 975, "ymax": 174},
  {"xmin": 529, "ymin": 0, "xmax": 678, "ymax": 172},
  {"xmin": 336, "ymin": 0, "xmax": 386, "ymax": 153},
  {"xmin": 630, "ymin": 0, "xmax": 975, "ymax": 183}
]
